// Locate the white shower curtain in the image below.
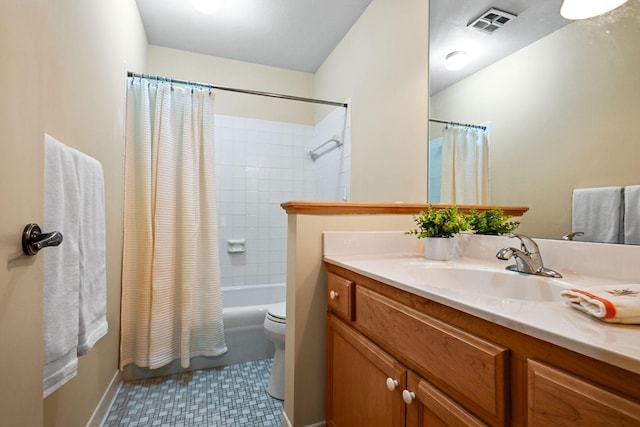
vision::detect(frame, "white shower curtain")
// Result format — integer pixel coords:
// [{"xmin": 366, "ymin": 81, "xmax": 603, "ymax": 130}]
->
[
  {"xmin": 120, "ymin": 78, "xmax": 227, "ymax": 370},
  {"xmin": 440, "ymin": 126, "xmax": 490, "ymax": 205}
]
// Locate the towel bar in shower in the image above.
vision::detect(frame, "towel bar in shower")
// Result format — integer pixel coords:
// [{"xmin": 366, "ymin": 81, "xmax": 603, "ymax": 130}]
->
[
  {"xmin": 308, "ymin": 135, "xmax": 343, "ymax": 162},
  {"xmin": 22, "ymin": 223, "xmax": 63, "ymax": 256}
]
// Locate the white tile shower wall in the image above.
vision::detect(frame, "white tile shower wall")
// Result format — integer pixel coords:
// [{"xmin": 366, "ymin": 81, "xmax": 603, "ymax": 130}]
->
[
  {"xmin": 312, "ymin": 108, "xmax": 351, "ymax": 201},
  {"xmin": 215, "ymin": 115, "xmax": 318, "ymax": 287}
]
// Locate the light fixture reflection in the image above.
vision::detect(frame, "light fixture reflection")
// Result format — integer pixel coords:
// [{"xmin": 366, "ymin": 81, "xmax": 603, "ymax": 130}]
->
[
  {"xmin": 444, "ymin": 51, "xmax": 468, "ymax": 71},
  {"xmin": 560, "ymin": 0, "xmax": 628, "ymax": 20},
  {"xmin": 190, "ymin": 0, "xmax": 225, "ymax": 15}
]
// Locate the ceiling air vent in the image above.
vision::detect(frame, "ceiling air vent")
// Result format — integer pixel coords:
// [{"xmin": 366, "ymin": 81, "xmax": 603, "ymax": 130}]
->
[{"xmin": 467, "ymin": 8, "xmax": 517, "ymax": 34}]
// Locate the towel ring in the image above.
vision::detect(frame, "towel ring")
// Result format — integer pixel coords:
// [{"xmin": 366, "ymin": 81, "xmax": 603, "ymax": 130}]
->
[{"xmin": 22, "ymin": 223, "xmax": 63, "ymax": 256}]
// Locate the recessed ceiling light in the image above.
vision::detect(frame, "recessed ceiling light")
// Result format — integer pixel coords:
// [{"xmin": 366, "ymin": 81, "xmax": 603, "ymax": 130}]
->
[
  {"xmin": 190, "ymin": 0, "xmax": 225, "ymax": 15},
  {"xmin": 560, "ymin": 0, "xmax": 629, "ymax": 20},
  {"xmin": 444, "ymin": 51, "xmax": 468, "ymax": 71}
]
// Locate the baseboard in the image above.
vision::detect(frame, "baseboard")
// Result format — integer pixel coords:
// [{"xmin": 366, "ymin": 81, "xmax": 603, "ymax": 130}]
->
[
  {"xmin": 86, "ymin": 370, "xmax": 121, "ymax": 427},
  {"xmin": 282, "ymin": 410, "xmax": 292, "ymax": 427},
  {"xmin": 281, "ymin": 411, "xmax": 326, "ymax": 427}
]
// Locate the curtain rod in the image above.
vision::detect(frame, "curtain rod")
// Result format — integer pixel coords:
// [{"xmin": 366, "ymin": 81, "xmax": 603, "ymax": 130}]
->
[
  {"xmin": 128, "ymin": 72, "xmax": 348, "ymax": 108},
  {"xmin": 429, "ymin": 118, "xmax": 487, "ymax": 131}
]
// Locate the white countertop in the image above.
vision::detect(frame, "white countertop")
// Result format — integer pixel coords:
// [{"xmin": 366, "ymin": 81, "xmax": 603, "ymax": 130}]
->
[{"xmin": 323, "ymin": 232, "xmax": 640, "ymax": 375}]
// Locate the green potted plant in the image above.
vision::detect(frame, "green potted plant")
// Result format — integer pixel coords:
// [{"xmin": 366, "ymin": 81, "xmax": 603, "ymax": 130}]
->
[
  {"xmin": 406, "ymin": 206, "xmax": 471, "ymax": 260},
  {"xmin": 468, "ymin": 208, "xmax": 520, "ymax": 235}
]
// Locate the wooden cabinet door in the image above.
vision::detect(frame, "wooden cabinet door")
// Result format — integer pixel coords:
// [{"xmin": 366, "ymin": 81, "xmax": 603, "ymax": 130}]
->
[
  {"xmin": 355, "ymin": 285, "xmax": 508, "ymax": 425},
  {"xmin": 405, "ymin": 371, "xmax": 489, "ymax": 427},
  {"xmin": 528, "ymin": 359, "xmax": 640, "ymax": 426},
  {"xmin": 327, "ymin": 314, "xmax": 406, "ymax": 427}
]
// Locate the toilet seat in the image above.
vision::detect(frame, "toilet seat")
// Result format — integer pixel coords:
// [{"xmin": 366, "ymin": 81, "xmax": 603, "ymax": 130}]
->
[{"xmin": 266, "ymin": 302, "xmax": 286, "ymax": 324}]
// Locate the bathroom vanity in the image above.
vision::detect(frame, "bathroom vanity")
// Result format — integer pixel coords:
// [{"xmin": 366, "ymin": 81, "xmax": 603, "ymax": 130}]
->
[{"xmin": 323, "ymin": 232, "xmax": 640, "ymax": 426}]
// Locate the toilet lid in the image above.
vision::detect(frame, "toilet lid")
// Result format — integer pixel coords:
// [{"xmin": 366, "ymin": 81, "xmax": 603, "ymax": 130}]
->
[{"xmin": 267, "ymin": 301, "xmax": 286, "ymax": 321}]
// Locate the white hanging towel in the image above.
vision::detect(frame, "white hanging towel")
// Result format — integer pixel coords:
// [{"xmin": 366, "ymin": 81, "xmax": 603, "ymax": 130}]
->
[
  {"xmin": 42, "ymin": 134, "xmax": 108, "ymax": 397},
  {"xmin": 43, "ymin": 134, "xmax": 80, "ymax": 398},
  {"xmin": 571, "ymin": 186, "xmax": 624, "ymax": 244},
  {"xmin": 72, "ymin": 148, "xmax": 108, "ymax": 355},
  {"xmin": 624, "ymin": 185, "xmax": 640, "ymax": 245}
]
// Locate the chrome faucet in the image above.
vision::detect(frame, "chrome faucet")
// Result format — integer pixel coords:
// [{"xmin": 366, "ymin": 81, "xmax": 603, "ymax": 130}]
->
[
  {"xmin": 562, "ymin": 231, "xmax": 584, "ymax": 241},
  {"xmin": 496, "ymin": 234, "xmax": 562, "ymax": 278}
]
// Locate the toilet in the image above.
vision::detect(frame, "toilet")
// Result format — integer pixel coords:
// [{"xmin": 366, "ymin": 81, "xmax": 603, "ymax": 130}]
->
[{"xmin": 263, "ymin": 301, "xmax": 286, "ymax": 400}]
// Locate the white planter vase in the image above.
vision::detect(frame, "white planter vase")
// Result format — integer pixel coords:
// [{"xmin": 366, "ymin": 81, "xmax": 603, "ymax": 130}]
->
[
  {"xmin": 424, "ymin": 236, "xmax": 457, "ymax": 261},
  {"xmin": 424, "ymin": 232, "xmax": 474, "ymax": 261}
]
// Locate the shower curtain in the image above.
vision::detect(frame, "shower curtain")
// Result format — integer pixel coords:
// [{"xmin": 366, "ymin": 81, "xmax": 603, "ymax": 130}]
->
[
  {"xmin": 440, "ymin": 125, "xmax": 490, "ymax": 205},
  {"xmin": 120, "ymin": 77, "xmax": 227, "ymax": 370}
]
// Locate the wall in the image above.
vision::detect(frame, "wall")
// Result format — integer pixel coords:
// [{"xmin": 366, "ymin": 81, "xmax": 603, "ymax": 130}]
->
[
  {"xmin": 216, "ymin": 109, "xmax": 350, "ymax": 288},
  {"xmin": 314, "ymin": 0, "xmax": 430, "ymax": 203},
  {"xmin": 148, "ymin": 46, "xmax": 316, "ymax": 125},
  {"xmin": 284, "ymin": 213, "xmax": 417, "ymax": 426},
  {"xmin": 43, "ymin": 0, "xmax": 147, "ymax": 426},
  {"xmin": 277, "ymin": 0, "xmax": 429, "ymax": 423},
  {"xmin": 215, "ymin": 115, "xmax": 315, "ymax": 287},
  {"xmin": 0, "ymin": 1, "xmax": 46, "ymax": 426},
  {"xmin": 312, "ymin": 107, "xmax": 351, "ymax": 201},
  {"xmin": 430, "ymin": 2, "xmax": 640, "ymax": 239}
]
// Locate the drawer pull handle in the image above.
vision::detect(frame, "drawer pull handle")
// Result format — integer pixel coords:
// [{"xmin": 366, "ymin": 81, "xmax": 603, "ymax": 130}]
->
[
  {"xmin": 402, "ymin": 389, "xmax": 415, "ymax": 405},
  {"xmin": 386, "ymin": 378, "xmax": 399, "ymax": 391},
  {"xmin": 329, "ymin": 290, "xmax": 339, "ymax": 300}
]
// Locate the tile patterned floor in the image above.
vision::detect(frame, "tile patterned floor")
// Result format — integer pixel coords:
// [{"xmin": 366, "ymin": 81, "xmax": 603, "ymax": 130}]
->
[{"xmin": 103, "ymin": 359, "xmax": 283, "ymax": 427}]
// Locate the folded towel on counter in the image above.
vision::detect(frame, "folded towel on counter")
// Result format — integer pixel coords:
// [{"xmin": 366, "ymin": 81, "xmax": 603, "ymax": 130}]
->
[
  {"xmin": 624, "ymin": 185, "xmax": 640, "ymax": 245},
  {"xmin": 572, "ymin": 186, "xmax": 624, "ymax": 244},
  {"xmin": 560, "ymin": 285, "xmax": 640, "ymax": 324}
]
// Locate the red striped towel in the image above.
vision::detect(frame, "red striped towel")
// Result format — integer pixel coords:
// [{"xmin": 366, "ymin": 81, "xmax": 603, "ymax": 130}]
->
[{"xmin": 560, "ymin": 285, "xmax": 640, "ymax": 324}]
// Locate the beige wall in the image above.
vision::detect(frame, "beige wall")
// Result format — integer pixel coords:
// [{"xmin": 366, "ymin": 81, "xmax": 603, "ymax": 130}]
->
[
  {"xmin": 314, "ymin": 0, "xmax": 430, "ymax": 203},
  {"xmin": 0, "ymin": 1, "xmax": 46, "ymax": 426},
  {"xmin": 148, "ymin": 45, "xmax": 316, "ymax": 125},
  {"xmin": 280, "ymin": 5, "xmax": 430, "ymax": 424},
  {"xmin": 43, "ymin": 1, "xmax": 147, "ymax": 426},
  {"xmin": 284, "ymin": 213, "xmax": 417, "ymax": 426},
  {"xmin": 430, "ymin": 2, "xmax": 640, "ymax": 239}
]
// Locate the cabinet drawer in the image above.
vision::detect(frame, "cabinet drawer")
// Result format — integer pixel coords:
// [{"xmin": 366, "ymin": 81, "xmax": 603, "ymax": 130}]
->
[
  {"xmin": 527, "ymin": 359, "xmax": 640, "ymax": 426},
  {"xmin": 355, "ymin": 286, "xmax": 508, "ymax": 426},
  {"xmin": 327, "ymin": 272, "xmax": 354, "ymax": 321}
]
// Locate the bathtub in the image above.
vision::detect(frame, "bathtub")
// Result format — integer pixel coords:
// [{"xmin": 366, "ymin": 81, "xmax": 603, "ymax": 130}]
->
[{"xmin": 121, "ymin": 283, "xmax": 286, "ymax": 380}]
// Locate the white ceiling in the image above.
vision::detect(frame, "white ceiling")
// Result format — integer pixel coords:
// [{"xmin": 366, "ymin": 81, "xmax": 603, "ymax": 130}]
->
[
  {"xmin": 429, "ymin": 0, "xmax": 570, "ymax": 95},
  {"xmin": 135, "ymin": 0, "xmax": 570, "ymax": 92},
  {"xmin": 135, "ymin": 0, "xmax": 373, "ymax": 73}
]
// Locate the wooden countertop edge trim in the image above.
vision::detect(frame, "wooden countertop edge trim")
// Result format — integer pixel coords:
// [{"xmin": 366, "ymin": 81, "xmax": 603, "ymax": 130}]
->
[{"xmin": 280, "ymin": 200, "xmax": 529, "ymax": 217}]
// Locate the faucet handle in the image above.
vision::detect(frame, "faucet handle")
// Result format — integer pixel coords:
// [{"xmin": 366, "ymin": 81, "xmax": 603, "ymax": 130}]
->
[
  {"xmin": 562, "ymin": 231, "xmax": 584, "ymax": 241},
  {"xmin": 508, "ymin": 233, "xmax": 539, "ymax": 254}
]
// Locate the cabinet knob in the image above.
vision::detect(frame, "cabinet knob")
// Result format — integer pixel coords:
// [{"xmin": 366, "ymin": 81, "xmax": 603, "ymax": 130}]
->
[
  {"xmin": 329, "ymin": 290, "xmax": 339, "ymax": 300},
  {"xmin": 402, "ymin": 389, "xmax": 415, "ymax": 405},
  {"xmin": 385, "ymin": 378, "xmax": 399, "ymax": 391}
]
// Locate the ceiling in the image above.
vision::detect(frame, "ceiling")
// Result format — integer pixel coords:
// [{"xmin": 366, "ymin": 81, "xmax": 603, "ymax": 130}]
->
[
  {"xmin": 135, "ymin": 0, "xmax": 372, "ymax": 73},
  {"xmin": 135, "ymin": 0, "xmax": 570, "ymax": 92},
  {"xmin": 429, "ymin": 0, "xmax": 570, "ymax": 95}
]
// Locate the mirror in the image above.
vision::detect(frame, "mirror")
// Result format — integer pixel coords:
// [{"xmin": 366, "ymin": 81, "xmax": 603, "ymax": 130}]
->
[{"xmin": 428, "ymin": 0, "xmax": 640, "ymax": 240}]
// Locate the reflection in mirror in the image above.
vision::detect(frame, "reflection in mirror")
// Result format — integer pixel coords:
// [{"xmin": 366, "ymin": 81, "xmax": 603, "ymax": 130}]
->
[
  {"xmin": 428, "ymin": 0, "xmax": 640, "ymax": 241},
  {"xmin": 427, "ymin": 122, "xmax": 490, "ymax": 205}
]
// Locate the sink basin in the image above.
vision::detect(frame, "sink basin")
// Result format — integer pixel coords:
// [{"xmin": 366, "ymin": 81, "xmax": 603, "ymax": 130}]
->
[{"xmin": 407, "ymin": 265, "xmax": 572, "ymax": 302}]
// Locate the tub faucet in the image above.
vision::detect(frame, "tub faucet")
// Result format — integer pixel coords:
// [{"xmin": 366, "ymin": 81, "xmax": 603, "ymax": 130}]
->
[{"xmin": 496, "ymin": 234, "xmax": 562, "ymax": 278}]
